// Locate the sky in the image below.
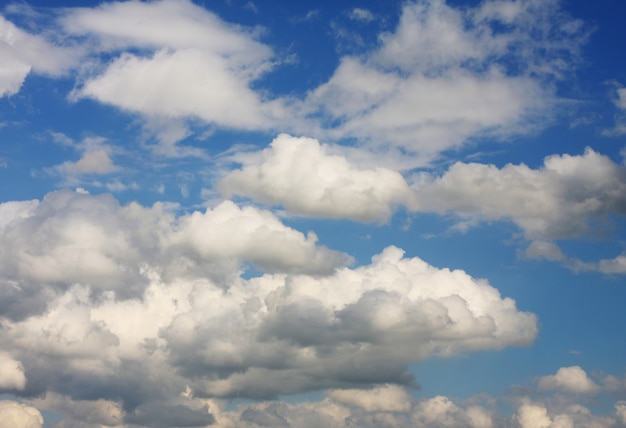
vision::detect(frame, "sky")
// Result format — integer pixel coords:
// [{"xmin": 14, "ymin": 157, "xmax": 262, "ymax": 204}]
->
[{"xmin": 0, "ymin": 0, "xmax": 626, "ymax": 426}]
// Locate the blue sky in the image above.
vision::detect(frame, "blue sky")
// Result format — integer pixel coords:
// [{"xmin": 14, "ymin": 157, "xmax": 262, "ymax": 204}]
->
[{"xmin": 1, "ymin": 0, "xmax": 626, "ymax": 426}]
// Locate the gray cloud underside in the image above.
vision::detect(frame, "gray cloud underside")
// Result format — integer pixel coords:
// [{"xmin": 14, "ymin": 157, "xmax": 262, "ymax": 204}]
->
[{"xmin": 0, "ymin": 190, "xmax": 535, "ymax": 425}]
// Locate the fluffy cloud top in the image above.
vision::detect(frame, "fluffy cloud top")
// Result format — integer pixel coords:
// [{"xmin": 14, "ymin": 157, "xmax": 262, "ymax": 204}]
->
[
  {"xmin": 412, "ymin": 147, "xmax": 626, "ymax": 239},
  {"xmin": 0, "ymin": 401, "xmax": 43, "ymax": 428},
  {"xmin": 0, "ymin": 190, "xmax": 348, "ymax": 321},
  {"xmin": 0, "ymin": 353, "xmax": 26, "ymax": 391},
  {"xmin": 538, "ymin": 366, "xmax": 600, "ymax": 394},
  {"xmin": 170, "ymin": 199, "xmax": 349, "ymax": 274},
  {"xmin": 328, "ymin": 384, "xmax": 412, "ymax": 412},
  {"xmin": 160, "ymin": 245, "xmax": 537, "ymax": 399},
  {"xmin": 219, "ymin": 134, "xmax": 414, "ymax": 222},
  {"xmin": 0, "ymin": 191, "xmax": 536, "ymax": 424}
]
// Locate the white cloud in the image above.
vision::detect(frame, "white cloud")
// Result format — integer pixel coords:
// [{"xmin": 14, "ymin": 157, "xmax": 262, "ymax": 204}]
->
[
  {"xmin": 303, "ymin": 0, "xmax": 587, "ymax": 164},
  {"xmin": 598, "ymin": 254, "xmax": 626, "ymax": 274},
  {"xmin": 538, "ymin": 366, "xmax": 600, "ymax": 394},
  {"xmin": 412, "ymin": 147, "xmax": 626, "ymax": 240},
  {"xmin": 219, "ymin": 134, "xmax": 414, "ymax": 222},
  {"xmin": 0, "ymin": 199, "xmax": 38, "ymax": 233},
  {"xmin": 616, "ymin": 88, "xmax": 626, "ymax": 110},
  {"xmin": 604, "ymin": 85, "xmax": 626, "ymax": 136},
  {"xmin": 513, "ymin": 399, "xmax": 619, "ymax": 428},
  {"xmin": 62, "ymin": 0, "xmax": 286, "ymax": 147},
  {"xmin": 328, "ymin": 384, "xmax": 412, "ymax": 412},
  {"xmin": 0, "ymin": 191, "xmax": 346, "ymax": 318},
  {"xmin": 75, "ymin": 49, "xmax": 272, "ymax": 129},
  {"xmin": 170, "ymin": 200, "xmax": 350, "ymax": 275},
  {"xmin": 349, "ymin": 8, "xmax": 375, "ymax": 23},
  {"xmin": 162, "ymin": 245, "xmax": 536, "ymax": 398},
  {"xmin": 0, "ymin": 16, "xmax": 79, "ymax": 97},
  {"xmin": 208, "ymin": 391, "xmax": 495, "ymax": 428},
  {"xmin": 44, "ymin": 134, "xmax": 120, "ymax": 184},
  {"xmin": 523, "ymin": 241, "xmax": 600, "ymax": 273},
  {"xmin": 515, "ymin": 402, "xmax": 553, "ymax": 428},
  {"xmin": 0, "ymin": 188, "xmax": 537, "ymax": 423},
  {"xmin": 0, "ymin": 353, "xmax": 26, "ymax": 391},
  {"xmin": 616, "ymin": 401, "xmax": 626, "ymax": 425},
  {"xmin": 0, "ymin": 401, "xmax": 43, "ymax": 428},
  {"xmin": 51, "ymin": 150, "xmax": 119, "ymax": 178}
]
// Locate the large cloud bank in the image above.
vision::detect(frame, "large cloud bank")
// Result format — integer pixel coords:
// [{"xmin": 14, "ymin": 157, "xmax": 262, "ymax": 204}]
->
[{"xmin": 0, "ymin": 190, "xmax": 536, "ymax": 425}]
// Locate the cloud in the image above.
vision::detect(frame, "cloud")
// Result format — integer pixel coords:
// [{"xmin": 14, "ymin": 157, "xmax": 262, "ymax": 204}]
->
[
  {"xmin": 219, "ymin": 134, "xmax": 414, "ymax": 222},
  {"xmin": 598, "ymin": 254, "xmax": 626, "ymax": 274},
  {"xmin": 538, "ymin": 366, "xmax": 600, "ymax": 394},
  {"xmin": 208, "ymin": 392, "xmax": 495, "ymax": 428},
  {"xmin": 604, "ymin": 84, "xmax": 626, "ymax": 136},
  {"xmin": 303, "ymin": 0, "xmax": 587, "ymax": 164},
  {"xmin": 0, "ymin": 190, "xmax": 348, "ymax": 321},
  {"xmin": 74, "ymin": 49, "xmax": 274, "ymax": 129},
  {"xmin": 44, "ymin": 134, "xmax": 121, "ymax": 185},
  {"xmin": 328, "ymin": 384, "xmax": 412, "ymax": 412},
  {"xmin": 163, "ymin": 245, "xmax": 536, "ymax": 399},
  {"xmin": 348, "ymin": 8, "xmax": 375, "ymax": 23},
  {"xmin": 170, "ymin": 199, "xmax": 350, "ymax": 275},
  {"xmin": 525, "ymin": 241, "xmax": 626, "ymax": 275},
  {"xmin": 31, "ymin": 393, "xmax": 123, "ymax": 428},
  {"xmin": 2, "ymin": 0, "xmax": 588, "ymax": 164},
  {"xmin": 62, "ymin": 0, "xmax": 286, "ymax": 145},
  {"xmin": 412, "ymin": 147, "xmax": 626, "ymax": 240},
  {"xmin": 0, "ymin": 15, "xmax": 79, "ymax": 97},
  {"xmin": 513, "ymin": 399, "xmax": 620, "ymax": 428},
  {"xmin": 0, "ymin": 401, "xmax": 43, "ymax": 428},
  {"xmin": 0, "ymin": 353, "xmax": 26, "ymax": 391},
  {"xmin": 0, "ymin": 188, "xmax": 536, "ymax": 424}
]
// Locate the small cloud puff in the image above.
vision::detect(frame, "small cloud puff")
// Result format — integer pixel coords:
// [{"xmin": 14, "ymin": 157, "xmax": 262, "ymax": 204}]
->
[{"xmin": 538, "ymin": 366, "xmax": 600, "ymax": 394}]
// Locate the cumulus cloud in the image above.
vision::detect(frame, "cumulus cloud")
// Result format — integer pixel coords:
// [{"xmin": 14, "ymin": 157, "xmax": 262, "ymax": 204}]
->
[
  {"xmin": 0, "ymin": 189, "xmax": 537, "ymax": 424},
  {"xmin": 304, "ymin": 0, "xmax": 587, "ymax": 164},
  {"xmin": 328, "ymin": 384, "xmax": 412, "ymax": 412},
  {"xmin": 31, "ymin": 393, "xmax": 124, "ymax": 427},
  {"xmin": 219, "ymin": 134, "xmax": 414, "ymax": 222},
  {"xmin": 0, "ymin": 353, "xmax": 26, "ymax": 391},
  {"xmin": 412, "ymin": 147, "xmax": 626, "ymax": 240},
  {"xmin": 170, "ymin": 200, "xmax": 349, "ymax": 274},
  {"xmin": 0, "ymin": 401, "xmax": 43, "ymax": 428},
  {"xmin": 162, "ymin": 245, "xmax": 536, "ymax": 398},
  {"xmin": 0, "ymin": 190, "xmax": 348, "ymax": 321},
  {"xmin": 538, "ymin": 366, "xmax": 600, "ymax": 394},
  {"xmin": 208, "ymin": 392, "xmax": 495, "ymax": 428},
  {"xmin": 513, "ymin": 399, "xmax": 619, "ymax": 428}
]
